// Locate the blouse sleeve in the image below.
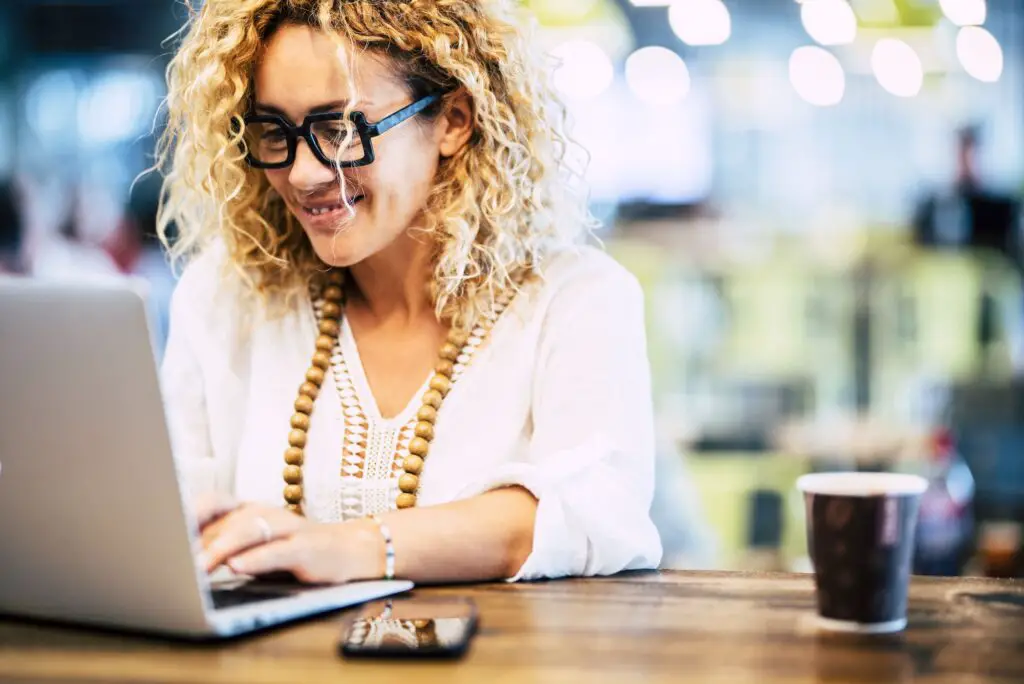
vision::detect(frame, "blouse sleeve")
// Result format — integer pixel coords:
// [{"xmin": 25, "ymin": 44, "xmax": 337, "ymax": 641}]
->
[
  {"xmin": 159, "ymin": 253, "xmax": 219, "ymax": 500},
  {"xmin": 458, "ymin": 255, "xmax": 663, "ymax": 580}
]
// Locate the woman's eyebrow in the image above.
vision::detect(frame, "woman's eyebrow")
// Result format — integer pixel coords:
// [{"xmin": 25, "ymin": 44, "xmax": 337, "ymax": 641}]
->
[{"xmin": 253, "ymin": 100, "xmax": 356, "ymax": 117}]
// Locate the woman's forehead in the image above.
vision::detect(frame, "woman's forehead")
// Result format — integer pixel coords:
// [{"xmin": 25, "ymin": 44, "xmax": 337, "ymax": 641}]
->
[{"xmin": 254, "ymin": 24, "xmax": 405, "ymax": 114}]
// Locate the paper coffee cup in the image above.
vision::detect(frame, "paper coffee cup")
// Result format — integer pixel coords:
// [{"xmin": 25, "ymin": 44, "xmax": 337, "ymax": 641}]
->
[{"xmin": 798, "ymin": 472, "xmax": 927, "ymax": 634}]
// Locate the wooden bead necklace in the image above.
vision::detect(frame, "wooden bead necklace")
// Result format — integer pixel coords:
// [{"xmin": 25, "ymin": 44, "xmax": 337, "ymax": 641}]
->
[{"xmin": 282, "ymin": 269, "xmax": 515, "ymax": 515}]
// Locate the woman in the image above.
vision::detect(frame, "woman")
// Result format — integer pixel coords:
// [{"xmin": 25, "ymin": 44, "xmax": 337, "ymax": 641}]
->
[{"xmin": 158, "ymin": 0, "xmax": 661, "ymax": 585}]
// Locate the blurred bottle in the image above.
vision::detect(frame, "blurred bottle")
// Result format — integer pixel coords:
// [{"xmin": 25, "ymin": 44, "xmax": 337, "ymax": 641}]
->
[
  {"xmin": 742, "ymin": 489, "xmax": 787, "ymax": 573},
  {"xmin": 977, "ymin": 521, "xmax": 1022, "ymax": 579},
  {"xmin": 913, "ymin": 429, "xmax": 976, "ymax": 576}
]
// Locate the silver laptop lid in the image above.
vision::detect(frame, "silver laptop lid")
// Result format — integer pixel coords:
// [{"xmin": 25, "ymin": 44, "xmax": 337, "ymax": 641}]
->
[{"xmin": 0, "ymin": 277, "xmax": 211, "ymax": 634}]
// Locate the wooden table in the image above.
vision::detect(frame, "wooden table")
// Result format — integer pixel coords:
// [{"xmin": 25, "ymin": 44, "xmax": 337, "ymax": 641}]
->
[{"xmin": 1, "ymin": 571, "xmax": 1023, "ymax": 683}]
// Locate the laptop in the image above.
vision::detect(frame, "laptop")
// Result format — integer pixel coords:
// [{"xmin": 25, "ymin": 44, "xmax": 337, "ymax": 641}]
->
[{"xmin": 0, "ymin": 276, "xmax": 413, "ymax": 638}]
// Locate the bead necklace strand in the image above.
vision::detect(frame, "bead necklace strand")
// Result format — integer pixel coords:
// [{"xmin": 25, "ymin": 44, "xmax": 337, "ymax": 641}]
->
[{"xmin": 282, "ymin": 270, "xmax": 515, "ymax": 514}]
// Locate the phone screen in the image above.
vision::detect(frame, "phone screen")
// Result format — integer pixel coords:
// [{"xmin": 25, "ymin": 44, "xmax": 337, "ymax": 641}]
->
[{"xmin": 339, "ymin": 597, "xmax": 478, "ymax": 659}]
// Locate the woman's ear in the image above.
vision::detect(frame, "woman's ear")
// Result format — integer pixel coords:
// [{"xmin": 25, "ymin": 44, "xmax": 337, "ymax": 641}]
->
[{"xmin": 437, "ymin": 90, "xmax": 474, "ymax": 158}]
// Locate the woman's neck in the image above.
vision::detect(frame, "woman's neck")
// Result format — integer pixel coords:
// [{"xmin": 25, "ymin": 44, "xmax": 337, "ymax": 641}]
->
[{"xmin": 345, "ymin": 232, "xmax": 435, "ymax": 325}]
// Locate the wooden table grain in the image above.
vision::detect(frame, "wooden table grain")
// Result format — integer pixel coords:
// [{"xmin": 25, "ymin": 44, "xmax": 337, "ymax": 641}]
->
[{"xmin": 1, "ymin": 571, "xmax": 1022, "ymax": 683}]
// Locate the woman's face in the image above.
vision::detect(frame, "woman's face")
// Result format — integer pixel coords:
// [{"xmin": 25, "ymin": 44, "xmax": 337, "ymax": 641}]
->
[{"xmin": 253, "ymin": 24, "xmax": 464, "ymax": 268}]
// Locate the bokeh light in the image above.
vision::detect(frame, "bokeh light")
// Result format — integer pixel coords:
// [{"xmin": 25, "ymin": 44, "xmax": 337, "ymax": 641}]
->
[
  {"xmin": 550, "ymin": 39, "xmax": 615, "ymax": 100},
  {"xmin": 956, "ymin": 26, "xmax": 1003, "ymax": 83},
  {"xmin": 789, "ymin": 46, "xmax": 846, "ymax": 107},
  {"xmin": 871, "ymin": 39, "xmax": 924, "ymax": 98},
  {"xmin": 800, "ymin": 0, "xmax": 857, "ymax": 46},
  {"xmin": 939, "ymin": 0, "xmax": 987, "ymax": 26},
  {"xmin": 625, "ymin": 46, "xmax": 691, "ymax": 106},
  {"xmin": 669, "ymin": 0, "xmax": 732, "ymax": 46}
]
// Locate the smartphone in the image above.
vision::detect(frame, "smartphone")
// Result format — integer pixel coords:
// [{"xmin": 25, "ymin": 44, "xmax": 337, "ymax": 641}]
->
[{"xmin": 338, "ymin": 597, "xmax": 478, "ymax": 659}]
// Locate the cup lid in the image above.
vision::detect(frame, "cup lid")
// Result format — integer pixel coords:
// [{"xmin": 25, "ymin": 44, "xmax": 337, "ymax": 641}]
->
[{"xmin": 797, "ymin": 472, "xmax": 928, "ymax": 497}]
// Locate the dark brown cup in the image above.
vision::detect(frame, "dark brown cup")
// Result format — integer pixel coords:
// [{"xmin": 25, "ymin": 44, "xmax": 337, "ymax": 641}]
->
[{"xmin": 797, "ymin": 472, "xmax": 927, "ymax": 634}]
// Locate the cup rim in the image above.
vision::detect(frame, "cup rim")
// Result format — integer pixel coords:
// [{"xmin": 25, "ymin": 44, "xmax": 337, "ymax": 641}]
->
[{"xmin": 796, "ymin": 471, "xmax": 928, "ymax": 497}]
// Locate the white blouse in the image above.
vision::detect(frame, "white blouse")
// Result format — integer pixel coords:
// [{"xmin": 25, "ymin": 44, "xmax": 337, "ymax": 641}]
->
[{"xmin": 161, "ymin": 242, "xmax": 663, "ymax": 581}]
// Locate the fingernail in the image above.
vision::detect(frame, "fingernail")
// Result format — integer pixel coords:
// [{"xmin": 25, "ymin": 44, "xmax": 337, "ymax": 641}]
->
[{"xmin": 227, "ymin": 558, "xmax": 247, "ymax": 573}]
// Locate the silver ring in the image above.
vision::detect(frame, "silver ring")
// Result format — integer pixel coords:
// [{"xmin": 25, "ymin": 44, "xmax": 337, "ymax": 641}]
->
[{"xmin": 254, "ymin": 515, "xmax": 273, "ymax": 545}]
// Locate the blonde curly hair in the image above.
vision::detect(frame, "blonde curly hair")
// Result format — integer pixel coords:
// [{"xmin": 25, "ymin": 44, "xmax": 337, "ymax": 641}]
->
[{"xmin": 156, "ymin": 0, "xmax": 595, "ymax": 325}]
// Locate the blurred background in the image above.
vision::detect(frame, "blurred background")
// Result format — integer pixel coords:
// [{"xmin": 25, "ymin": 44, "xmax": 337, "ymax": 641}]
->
[{"xmin": 1, "ymin": 0, "xmax": 1023, "ymax": 578}]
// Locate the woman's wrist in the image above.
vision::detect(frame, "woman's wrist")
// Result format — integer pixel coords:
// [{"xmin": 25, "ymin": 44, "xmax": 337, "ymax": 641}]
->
[
  {"xmin": 368, "ymin": 515, "xmax": 396, "ymax": 580},
  {"xmin": 342, "ymin": 517, "xmax": 393, "ymax": 582}
]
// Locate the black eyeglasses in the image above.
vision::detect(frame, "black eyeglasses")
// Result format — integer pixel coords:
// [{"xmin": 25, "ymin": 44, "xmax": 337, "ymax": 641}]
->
[{"xmin": 242, "ymin": 93, "xmax": 442, "ymax": 169}]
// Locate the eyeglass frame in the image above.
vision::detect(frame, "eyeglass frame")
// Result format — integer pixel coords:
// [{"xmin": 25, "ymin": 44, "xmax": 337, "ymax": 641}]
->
[{"xmin": 241, "ymin": 92, "xmax": 443, "ymax": 170}]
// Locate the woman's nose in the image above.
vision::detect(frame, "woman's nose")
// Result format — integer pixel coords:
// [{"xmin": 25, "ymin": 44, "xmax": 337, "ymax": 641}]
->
[{"xmin": 288, "ymin": 139, "xmax": 336, "ymax": 191}]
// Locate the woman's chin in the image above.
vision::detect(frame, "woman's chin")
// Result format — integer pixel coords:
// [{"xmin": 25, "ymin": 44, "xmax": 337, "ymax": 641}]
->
[{"xmin": 307, "ymin": 231, "xmax": 362, "ymax": 268}]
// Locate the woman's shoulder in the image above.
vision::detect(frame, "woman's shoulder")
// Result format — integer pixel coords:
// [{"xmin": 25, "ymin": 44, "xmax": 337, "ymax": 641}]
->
[
  {"xmin": 172, "ymin": 241, "xmax": 227, "ymax": 299},
  {"xmin": 168, "ymin": 241, "xmax": 258, "ymax": 338},
  {"xmin": 173, "ymin": 241, "xmax": 229, "ymax": 295},
  {"xmin": 532, "ymin": 243, "xmax": 644, "ymax": 306}
]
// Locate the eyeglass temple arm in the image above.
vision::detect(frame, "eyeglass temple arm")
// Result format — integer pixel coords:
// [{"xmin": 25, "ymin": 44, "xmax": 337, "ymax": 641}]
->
[{"xmin": 367, "ymin": 93, "xmax": 442, "ymax": 136}]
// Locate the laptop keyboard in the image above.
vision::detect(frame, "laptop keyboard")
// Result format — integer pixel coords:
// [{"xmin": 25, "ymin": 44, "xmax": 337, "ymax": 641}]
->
[
  {"xmin": 211, "ymin": 587, "xmax": 290, "ymax": 609},
  {"xmin": 210, "ymin": 576, "xmax": 308, "ymax": 610}
]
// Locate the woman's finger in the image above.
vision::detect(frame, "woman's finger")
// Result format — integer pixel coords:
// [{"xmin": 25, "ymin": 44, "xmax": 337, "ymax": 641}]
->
[
  {"xmin": 192, "ymin": 490, "xmax": 240, "ymax": 530},
  {"xmin": 201, "ymin": 513, "xmax": 269, "ymax": 573},
  {"xmin": 225, "ymin": 537, "xmax": 301, "ymax": 579},
  {"xmin": 200, "ymin": 503, "xmax": 277, "ymax": 550},
  {"xmin": 200, "ymin": 506, "xmax": 305, "ymax": 573}
]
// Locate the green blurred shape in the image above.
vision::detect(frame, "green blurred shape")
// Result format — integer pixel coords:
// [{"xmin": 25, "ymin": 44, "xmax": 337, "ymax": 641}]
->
[
  {"xmin": 523, "ymin": 0, "xmax": 625, "ymax": 26},
  {"xmin": 852, "ymin": 0, "xmax": 943, "ymax": 28},
  {"xmin": 687, "ymin": 452, "xmax": 811, "ymax": 570}
]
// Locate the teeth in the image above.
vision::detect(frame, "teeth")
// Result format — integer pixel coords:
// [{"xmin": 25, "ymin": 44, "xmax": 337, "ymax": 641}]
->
[{"xmin": 305, "ymin": 198, "xmax": 363, "ymax": 216}]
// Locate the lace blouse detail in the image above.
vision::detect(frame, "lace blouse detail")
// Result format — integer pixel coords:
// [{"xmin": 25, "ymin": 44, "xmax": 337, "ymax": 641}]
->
[
  {"xmin": 331, "ymin": 338, "xmax": 413, "ymax": 520},
  {"xmin": 306, "ymin": 291, "xmax": 510, "ymax": 522}
]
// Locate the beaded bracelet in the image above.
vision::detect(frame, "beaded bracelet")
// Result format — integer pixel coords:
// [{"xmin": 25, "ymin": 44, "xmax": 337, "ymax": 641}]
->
[{"xmin": 369, "ymin": 515, "xmax": 396, "ymax": 580}]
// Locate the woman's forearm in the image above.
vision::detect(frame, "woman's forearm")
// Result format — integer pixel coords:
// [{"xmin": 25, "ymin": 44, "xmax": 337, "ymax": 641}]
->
[{"xmin": 355, "ymin": 486, "xmax": 538, "ymax": 584}]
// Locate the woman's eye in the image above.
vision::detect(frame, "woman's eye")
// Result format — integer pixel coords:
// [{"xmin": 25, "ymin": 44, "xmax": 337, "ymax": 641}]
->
[{"xmin": 260, "ymin": 130, "xmax": 287, "ymax": 147}]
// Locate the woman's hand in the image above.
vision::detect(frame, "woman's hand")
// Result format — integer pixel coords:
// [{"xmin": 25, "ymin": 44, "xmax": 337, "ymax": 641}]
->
[
  {"xmin": 191, "ymin": 490, "xmax": 242, "ymax": 530},
  {"xmin": 198, "ymin": 502, "xmax": 383, "ymax": 585}
]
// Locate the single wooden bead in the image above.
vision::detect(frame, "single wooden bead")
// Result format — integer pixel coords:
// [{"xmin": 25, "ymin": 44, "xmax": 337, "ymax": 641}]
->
[
  {"xmin": 448, "ymin": 329, "xmax": 469, "ymax": 347},
  {"xmin": 312, "ymin": 350, "xmax": 331, "ymax": 370},
  {"xmin": 284, "ymin": 447, "xmax": 304, "ymax": 466},
  {"xmin": 290, "ymin": 413, "xmax": 310, "ymax": 431},
  {"xmin": 321, "ymin": 301, "xmax": 342, "ymax": 319},
  {"xmin": 306, "ymin": 366, "xmax": 326, "ymax": 386},
  {"xmin": 417, "ymin": 405, "xmax": 438, "ymax": 423},
  {"xmin": 403, "ymin": 454, "xmax": 424, "ymax": 475},
  {"xmin": 396, "ymin": 493, "xmax": 417, "ymax": 509},
  {"xmin": 287, "ymin": 503, "xmax": 303, "ymax": 516},
  {"xmin": 327, "ymin": 270, "xmax": 345, "ymax": 285},
  {"xmin": 283, "ymin": 465, "xmax": 303, "ymax": 484},
  {"xmin": 398, "ymin": 473, "xmax": 420, "ymax": 494},
  {"xmin": 435, "ymin": 359, "xmax": 454, "ymax": 378},
  {"xmin": 439, "ymin": 342, "xmax": 460, "ymax": 361},
  {"xmin": 300, "ymin": 382, "xmax": 320, "ymax": 401},
  {"xmin": 288, "ymin": 429, "xmax": 307, "ymax": 448},
  {"xmin": 284, "ymin": 485, "xmax": 304, "ymax": 504},
  {"xmin": 408, "ymin": 437, "xmax": 430, "ymax": 457},
  {"xmin": 414, "ymin": 422, "xmax": 434, "ymax": 441},
  {"xmin": 295, "ymin": 395, "xmax": 315, "ymax": 415},
  {"xmin": 323, "ymin": 285, "xmax": 344, "ymax": 302},
  {"xmin": 319, "ymin": 319, "xmax": 340, "ymax": 338},
  {"xmin": 429, "ymin": 375, "xmax": 451, "ymax": 396},
  {"xmin": 316, "ymin": 334, "xmax": 336, "ymax": 352},
  {"xmin": 422, "ymin": 390, "xmax": 443, "ymax": 409}
]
